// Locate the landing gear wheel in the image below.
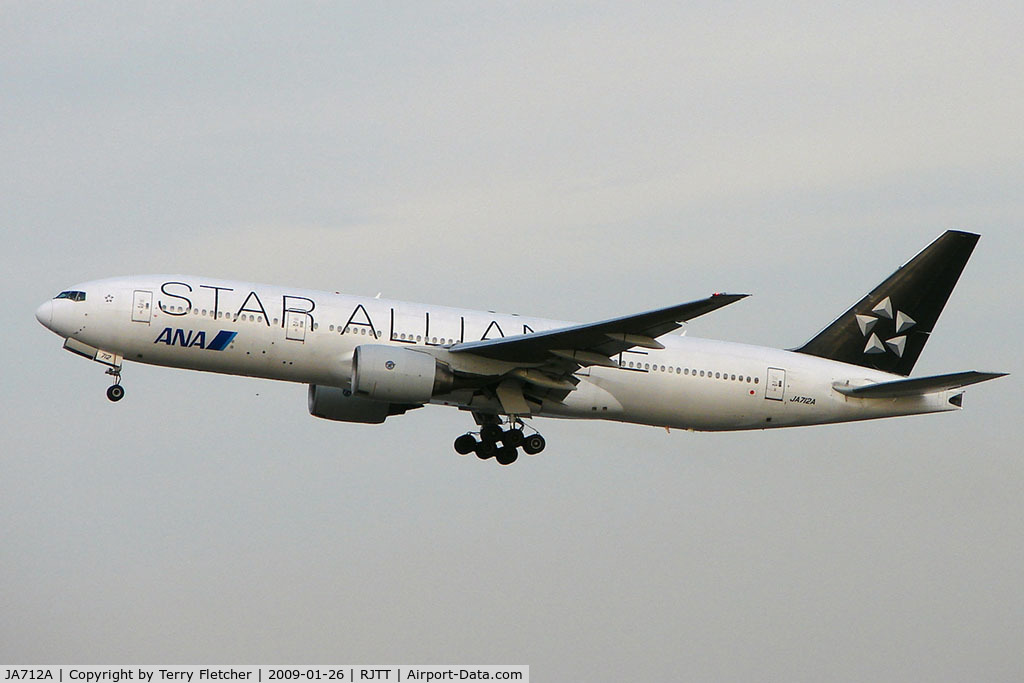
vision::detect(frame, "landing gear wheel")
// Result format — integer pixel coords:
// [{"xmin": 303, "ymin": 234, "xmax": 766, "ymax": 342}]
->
[
  {"xmin": 475, "ymin": 439, "xmax": 497, "ymax": 460},
  {"xmin": 454, "ymin": 434, "xmax": 477, "ymax": 455},
  {"xmin": 522, "ymin": 433, "xmax": 545, "ymax": 455},
  {"xmin": 106, "ymin": 384, "xmax": 125, "ymax": 402},
  {"xmin": 502, "ymin": 428, "xmax": 524, "ymax": 448},
  {"xmin": 480, "ymin": 423, "xmax": 503, "ymax": 443},
  {"xmin": 495, "ymin": 446, "xmax": 519, "ymax": 466}
]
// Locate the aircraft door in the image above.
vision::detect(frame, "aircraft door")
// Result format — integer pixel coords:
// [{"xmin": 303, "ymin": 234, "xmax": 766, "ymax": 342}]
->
[
  {"xmin": 284, "ymin": 310, "xmax": 307, "ymax": 342},
  {"xmin": 765, "ymin": 367, "xmax": 786, "ymax": 401},
  {"xmin": 132, "ymin": 290, "xmax": 153, "ymax": 323}
]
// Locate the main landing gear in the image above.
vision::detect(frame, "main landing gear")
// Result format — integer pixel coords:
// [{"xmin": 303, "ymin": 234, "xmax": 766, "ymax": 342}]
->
[
  {"xmin": 453, "ymin": 417, "xmax": 546, "ymax": 465},
  {"xmin": 105, "ymin": 367, "xmax": 125, "ymax": 402}
]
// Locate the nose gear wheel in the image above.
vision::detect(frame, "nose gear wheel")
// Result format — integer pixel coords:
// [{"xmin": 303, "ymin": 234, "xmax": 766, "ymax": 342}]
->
[{"xmin": 105, "ymin": 367, "xmax": 124, "ymax": 402}]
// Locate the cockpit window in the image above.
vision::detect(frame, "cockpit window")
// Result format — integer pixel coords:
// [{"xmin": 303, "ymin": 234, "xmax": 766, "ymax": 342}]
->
[{"xmin": 55, "ymin": 290, "xmax": 86, "ymax": 302}]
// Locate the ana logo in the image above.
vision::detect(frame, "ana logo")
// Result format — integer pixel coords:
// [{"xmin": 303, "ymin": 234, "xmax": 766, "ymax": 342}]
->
[
  {"xmin": 856, "ymin": 296, "xmax": 915, "ymax": 357},
  {"xmin": 154, "ymin": 328, "xmax": 237, "ymax": 351},
  {"xmin": 385, "ymin": 360, "xmax": 396, "ymax": 370}
]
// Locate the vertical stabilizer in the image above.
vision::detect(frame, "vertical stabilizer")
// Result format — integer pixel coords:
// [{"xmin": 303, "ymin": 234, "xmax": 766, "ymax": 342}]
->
[{"xmin": 794, "ymin": 230, "xmax": 979, "ymax": 376}]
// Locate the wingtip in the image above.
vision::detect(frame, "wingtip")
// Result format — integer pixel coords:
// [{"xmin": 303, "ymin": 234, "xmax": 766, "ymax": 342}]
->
[{"xmin": 945, "ymin": 228, "xmax": 980, "ymax": 239}]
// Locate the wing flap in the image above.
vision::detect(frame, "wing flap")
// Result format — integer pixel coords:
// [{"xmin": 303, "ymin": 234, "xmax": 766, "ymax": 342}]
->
[{"xmin": 833, "ymin": 371, "xmax": 1007, "ymax": 398}]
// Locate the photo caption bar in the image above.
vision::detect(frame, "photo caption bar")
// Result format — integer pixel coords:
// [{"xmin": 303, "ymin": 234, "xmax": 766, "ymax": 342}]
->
[{"xmin": 0, "ymin": 667, "xmax": 528, "ymax": 683}]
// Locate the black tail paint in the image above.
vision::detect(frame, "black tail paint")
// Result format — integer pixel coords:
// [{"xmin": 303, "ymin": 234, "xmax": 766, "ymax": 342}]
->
[{"xmin": 795, "ymin": 230, "xmax": 979, "ymax": 376}]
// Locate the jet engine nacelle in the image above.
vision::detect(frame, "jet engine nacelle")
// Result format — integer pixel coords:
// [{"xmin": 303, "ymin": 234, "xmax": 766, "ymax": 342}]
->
[
  {"xmin": 307, "ymin": 384, "xmax": 415, "ymax": 424},
  {"xmin": 352, "ymin": 344, "xmax": 455, "ymax": 403}
]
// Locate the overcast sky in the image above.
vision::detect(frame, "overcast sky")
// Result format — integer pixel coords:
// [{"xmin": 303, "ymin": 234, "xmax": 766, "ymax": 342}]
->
[{"xmin": 2, "ymin": 2, "xmax": 1022, "ymax": 680}]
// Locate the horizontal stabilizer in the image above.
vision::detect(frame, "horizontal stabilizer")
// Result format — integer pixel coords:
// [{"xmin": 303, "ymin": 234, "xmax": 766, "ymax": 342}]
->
[{"xmin": 833, "ymin": 371, "xmax": 1007, "ymax": 399}]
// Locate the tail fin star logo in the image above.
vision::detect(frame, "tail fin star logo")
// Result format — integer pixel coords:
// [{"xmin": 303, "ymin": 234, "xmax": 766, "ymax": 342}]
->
[{"xmin": 856, "ymin": 296, "xmax": 915, "ymax": 357}]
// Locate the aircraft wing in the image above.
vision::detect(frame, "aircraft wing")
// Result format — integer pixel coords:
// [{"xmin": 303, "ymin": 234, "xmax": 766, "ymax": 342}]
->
[
  {"xmin": 832, "ymin": 370, "xmax": 1007, "ymax": 398},
  {"xmin": 450, "ymin": 293, "xmax": 748, "ymax": 364}
]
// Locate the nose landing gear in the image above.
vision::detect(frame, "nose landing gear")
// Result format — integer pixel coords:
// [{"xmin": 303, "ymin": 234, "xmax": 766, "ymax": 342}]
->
[
  {"xmin": 105, "ymin": 367, "xmax": 125, "ymax": 402},
  {"xmin": 452, "ymin": 417, "xmax": 546, "ymax": 465}
]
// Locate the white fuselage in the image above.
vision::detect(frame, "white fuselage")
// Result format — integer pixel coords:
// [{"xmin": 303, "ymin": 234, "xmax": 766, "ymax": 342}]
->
[{"xmin": 36, "ymin": 275, "xmax": 960, "ymax": 431}]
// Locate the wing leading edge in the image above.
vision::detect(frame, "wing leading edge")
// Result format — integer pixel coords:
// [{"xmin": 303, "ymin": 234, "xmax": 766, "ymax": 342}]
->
[{"xmin": 450, "ymin": 293, "xmax": 748, "ymax": 363}]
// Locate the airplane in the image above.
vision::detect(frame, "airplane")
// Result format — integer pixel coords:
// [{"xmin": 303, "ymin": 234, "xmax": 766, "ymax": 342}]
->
[{"xmin": 35, "ymin": 230, "xmax": 1006, "ymax": 465}]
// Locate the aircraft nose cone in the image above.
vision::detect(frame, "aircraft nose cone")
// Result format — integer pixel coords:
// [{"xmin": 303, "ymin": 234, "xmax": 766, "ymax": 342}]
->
[{"xmin": 35, "ymin": 300, "xmax": 53, "ymax": 328}]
